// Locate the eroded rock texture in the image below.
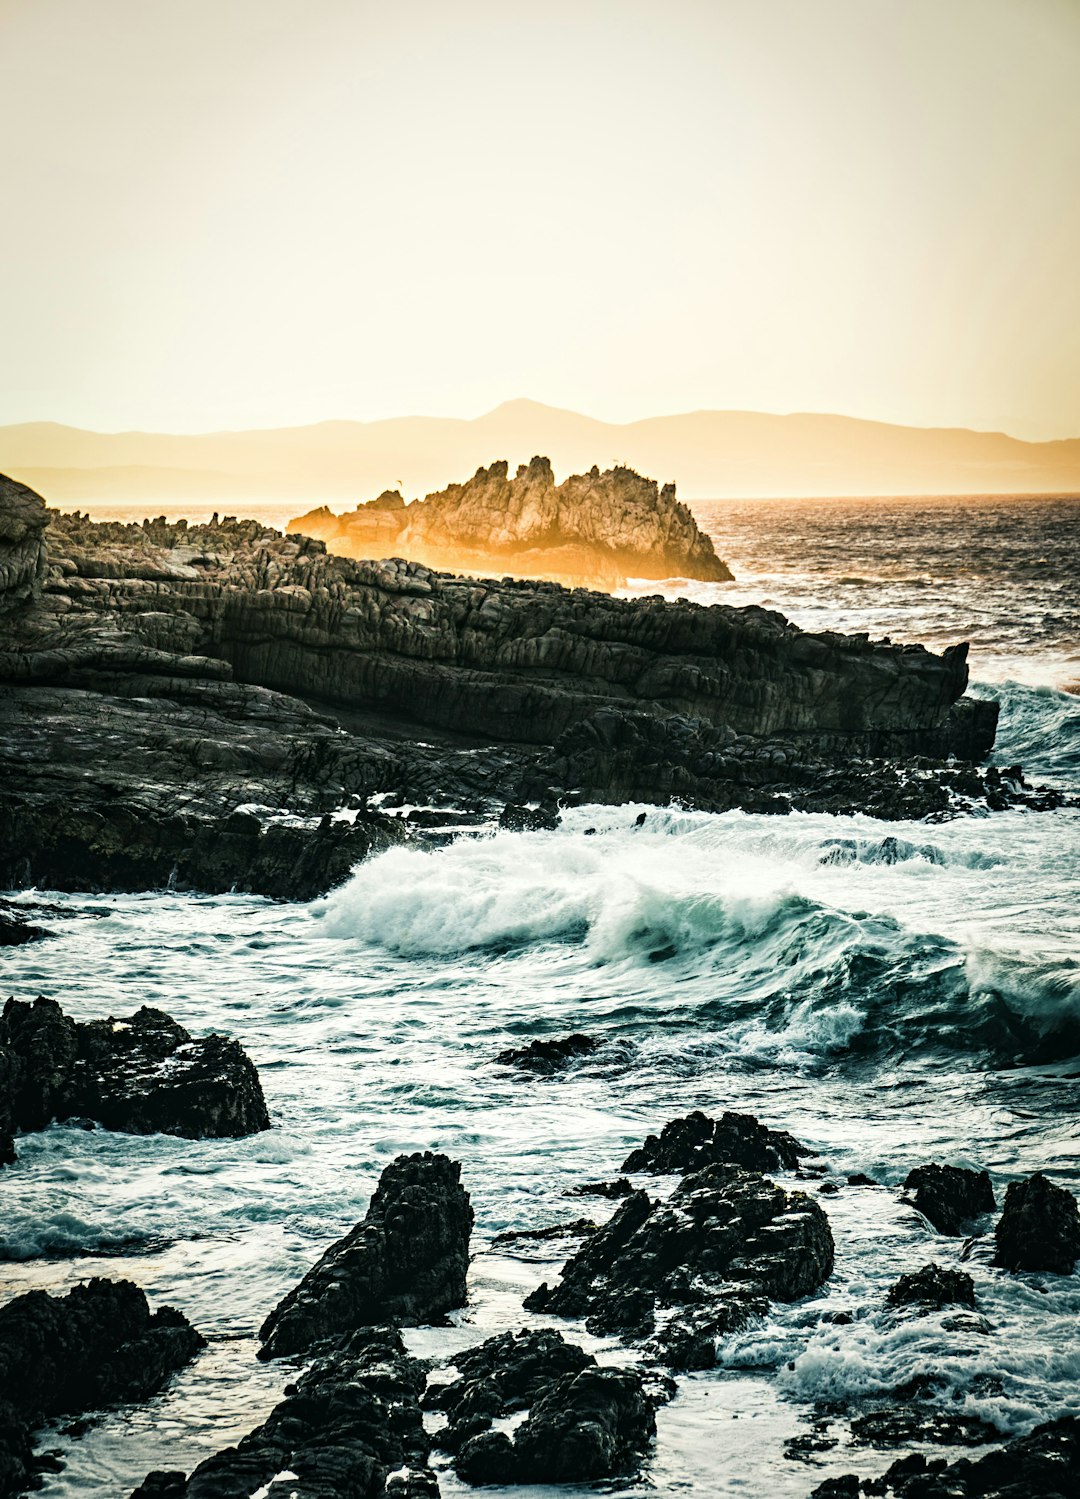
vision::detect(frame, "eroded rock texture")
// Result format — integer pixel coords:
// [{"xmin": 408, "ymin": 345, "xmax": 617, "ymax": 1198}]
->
[
  {"xmin": 131, "ymin": 1328, "xmax": 433, "ymax": 1499},
  {"xmin": 524, "ymin": 1163, "xmax": 834, "ymax": 1369},
  {"xmin": 0, "ymin": 473, "xmax": 1051, "ymax": 901},
  {"xmin": 993, "ymin": 1172, "xmax": 1080, "ymax": 1274},
  {"xmin": 290, "ymin": 456, "xmax": 732, "ymax": 590},
  {"xmin": 810, "ymin": 1414, "xmax": 1080, "ymax": 1499},
  {"xmin": 0, "ymin": 997, "xmax": 269, "ymax": 1162},
  {"xmin": 621, "ymin": 1109, "xmax": 811, "ymax": 1175},
  {"xmin": 0, "ymin": 1278, "xmax": 203, "ymax": 1498},
  {"xmin": 901, "ymin": 1163, "xmax": 996, "ymax": 1236},
  {"xmin": 259, "ymin": 1152, "xmax": 473, "ymax": 1359}
]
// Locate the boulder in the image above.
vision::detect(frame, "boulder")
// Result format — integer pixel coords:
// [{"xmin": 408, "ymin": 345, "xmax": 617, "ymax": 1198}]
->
[
  {"xmin": 494, "ymin": 1034, "xmax": 599, "ymax": 1073},
  {"xmin": 809, "ymin": 1413, "xmax": 1080, "ymax": 1498},
  {"xmin": 132, "ymin": 1328, "xmax": 433, "ymax": 1499},
  {"xmin": 886, "ymin": 1263, "xmax": 976, "ymax": 1310},
  {"xmin": 0, "ymin": 996, "xmax": 270, "ymax": 1149},
  {"xmin": 524, "ymin": 1164, "xmax": 834, "ymax": 1368},
  {"xmin": 901, "ymin": 1163, "xmax": 995, "ymax": 1235},
  {"xmin": 259, "ymin": 1152, "xmax": 473, "ymax": 1359},
  {"xmin": 0, "ymin": 1277, "xmax": 203, "ymax": 1498},
  {"xmin": 621, "ymin": 1109, "xmax": 811, "ymax": 1174},
  {"xmin": 993, "ymin": 1173, "xmax": 1080, "ymax": 1274}
]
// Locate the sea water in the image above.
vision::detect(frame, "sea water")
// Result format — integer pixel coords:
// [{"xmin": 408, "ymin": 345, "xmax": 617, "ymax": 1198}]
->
[{"xmin": 2, "ymin": 495, "xmax": 1078, "ymax": 1496}]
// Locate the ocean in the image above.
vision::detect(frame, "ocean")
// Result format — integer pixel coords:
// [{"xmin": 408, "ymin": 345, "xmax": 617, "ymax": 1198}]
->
[{"xmin": 3, "ymin": 494, "xmax": 1079, "ymax": 1495}]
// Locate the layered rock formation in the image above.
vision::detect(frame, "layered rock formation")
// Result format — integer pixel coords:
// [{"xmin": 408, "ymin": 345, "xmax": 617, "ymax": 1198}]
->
[
  {"xmin": 289, "ymin": 456, "xmax": 733, "ymax": 590},
  {"xmin": 0, "ymin": 473, "xmax": 1051, "ymax": 900}
]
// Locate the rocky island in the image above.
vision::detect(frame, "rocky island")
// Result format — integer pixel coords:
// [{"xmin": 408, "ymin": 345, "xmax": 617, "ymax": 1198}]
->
[{"xmin": 288, "ymin": 455, "xmax": 733, "ymax": 590}]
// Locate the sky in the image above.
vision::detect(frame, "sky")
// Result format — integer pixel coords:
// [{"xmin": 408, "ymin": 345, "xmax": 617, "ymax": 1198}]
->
[{"xmin": 2, "ymin": 0, "xmax": 1079, "ymax": 439}]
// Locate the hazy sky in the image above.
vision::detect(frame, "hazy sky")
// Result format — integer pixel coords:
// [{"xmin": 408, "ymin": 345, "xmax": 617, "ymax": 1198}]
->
[{"xmin": 2, "ymin": 0, "xmax": 1079, "ymax": 437}]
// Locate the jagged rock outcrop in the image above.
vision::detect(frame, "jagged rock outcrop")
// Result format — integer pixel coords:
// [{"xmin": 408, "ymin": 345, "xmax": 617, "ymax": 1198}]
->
[
  {"xmin": 621, "ymin": 1109, "xmax": 811, "ymax": 1175},
  {"xmin": 131, "ymin": 1328, "xmax": 433, "ymax": 1499},
  {"xmin": 810, "ymin": 1414, "xmax": 1080, "ymax": 1498},
  {"xmin": 993, "ymin": 1172, "xmax": 1080, "ymax": 1274},
  {"xmin": 524, "ymin": 1163, "xmax": 834, "ymax": 1369},
  {"xmin": 0, "ymin": 475, "xmax": 46, "ymax": 616},
  {"xmin": 427, "ymin": 1329, "xmax": 659, "ymax": 1486},
  {"xmin": 494, "ymin": 1033, "xmax": 600, "ymax": 1073},
  {"xmin": 0, "ymin": 997, "xmax": 269, "ymax": 1161},
  {"xmin": 0, "ymin": 475, "xmax": 1050, "ymax": 900},
  {"xmin": 901, "ymin": 1163, "xmax": 996, "ymax": 1235},
  {"xmin": 290, "ymin": 456, "xmax": 733, "ymax": 590},
  {"xmin": 259, "ymin": 1152, "xmax": 473, "ymax": 1359},
  {"xmin": 886, "ymin": 1263, "xmax": 976, "ymax": 1310},
  {"xmin": 0, "ymin": 1277, "xmax": 203, "ymax": 1498}
]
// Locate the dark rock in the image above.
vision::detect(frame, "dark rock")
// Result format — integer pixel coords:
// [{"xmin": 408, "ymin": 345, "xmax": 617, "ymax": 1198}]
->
[
  {"xmin": 0, "ymin": 1278, "xmax": 202, "ymax": 1499},
  {"xmin": 0, "ymin": 996, "xmax": 270, "ymax": 1144},
  {"xmin": 524, "ymin": 1164, "xmax": 834, "ymax": 1367},
  {"xmin": 259, "ymin": 1152, "xmax": 473, "ymax": 1359},
  {"xmin": 994, "ymin": 1173, "xmax": 1080, "ymax": 1274},
  {"xmin": 434, "ymin": 1329, "xmax": 656, "ymax": 1486},
  {"xmin": 139, "ymin": 1328, "xmax": 433, "ymax": 1499},
  {"xmin": 887, "ymin": 1263, "xmax": 976, "ymax": 1310},
  {"xmin": 809, "ymin": 1414, "xmax": 1080, "ymax": 1498},
  {"xmin": 902, "ymin": 1163, "xmax": 996, "ymax": 1235},
  {"xmin": 850, "ymin": 1407, "xmax": 1001, "ymax": 1446},
  {"xmin": 569, "ymin": 1177, "xmax": 634, "ymax": 1199},
  {"xmin": 621, "ymin": 1109, "xmax": 811, "ymax": 1175},
  {"xmin": 129, "ymin": 1474, "xmax": 187, "ymax": 1498},
  {"xmin": 499, "ymin": 803, "xmax": 559, "ymax": 832},
  {"xmin": 493, "ymin": 1034, "xmax": 599, "ymax": 1074},
  {"xmin": 491, "ymin": 1219, "xmax": 595, "ymax": 1247},
  {"xmin": 0, "ymin": 916, "xmax": 49, "ymax": 947}
]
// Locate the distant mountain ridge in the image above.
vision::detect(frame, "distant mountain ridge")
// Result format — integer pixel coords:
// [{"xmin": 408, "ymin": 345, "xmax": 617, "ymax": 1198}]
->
[{"xmin": 2, "ymin": 399, "xmax": 1079, "ymax": 503}]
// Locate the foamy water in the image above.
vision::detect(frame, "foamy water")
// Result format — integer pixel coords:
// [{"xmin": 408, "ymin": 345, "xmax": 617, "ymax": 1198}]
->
[{"xmin": 4, "ymin": 496, "xmax": 1078, "ymax": 1495}]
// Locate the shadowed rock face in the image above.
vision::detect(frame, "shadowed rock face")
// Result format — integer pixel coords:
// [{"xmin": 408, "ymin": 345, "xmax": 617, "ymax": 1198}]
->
[
  {"xmin": 259, "ymin": 1152, "xmax": 474, "ymax": 1360},
  {"xmin": 901, "ymin": 1163, "xmax": 996, "ymax": 1236},
  {"xmin": 0, "ymin": 475, "xmax": 46, "ymax": 617},
  {"xmin": 993, "ymin": 1172, "xmax": 1080, "ymax": 1274},
  {"xmin": 0, "ymin": 997, "xmax": 270, "ymax": 1161},
  {"xmin": 0, "ymin": 1277, "xmax": 203, "ymax": 1497},
  {"xmin": 289, "ymin": 456, "xmax": 733, "ymax": 590},
  {"xmin": 524, "ymin": 1163, "xmax": 834, "ymax": 1369}
]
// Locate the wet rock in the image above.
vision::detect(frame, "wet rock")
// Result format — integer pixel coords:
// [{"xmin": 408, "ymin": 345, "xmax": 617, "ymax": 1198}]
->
[
  {"xmin": 433, "ymin": 1330, "xmax": 656, "ymax": 1487},
  {"xmin": 886, "ymin": 1263, "xmax": 976, "ymax": 1310},
  {"xmin": 847, "ymin": 1173, "xmax": 879, "ymax": 1187},
  {"xmin": 493, "ymin": 1034, "xmax": 600, "ymax": 1074},
  {"xmin": 993, "ymin": 1172, "xmax": 1080, "ymax": 1274},
  {"xmin": 901, "ymin": 1163, "xmax": 996, "ymax": 1235},
  {"xmin": 137, "ymin": 1328, "xmax": 433, "ymax": 1499},
  {"xmin": 0, "ymin": 916, "xmax": 48, "ymax": 947},
  {"xmin": 0, "ymin": 996, "xmax": 270, "ymax": 1144},
  {"xmin": 621, "ymin": 1109, "xmax": 811, "ymax": 1175},
  {"xmin": 524, "ymin": 1164, "xmax": 834, "ymax": 1368},
  {"xmin": 850, "ymin": 1407, "xmax": 1001, "ymax": 1446},
  {"xmin": 491, "ymin": 1219, "xmax": 595, "ymax": 1247},
  {"xmin": 569, "ymin": 1177, "xmax": 634, "ymax": 1199},
  {"xmin": 128, "ymin": 1474, "xmax": 186, "ymax": 1498},
  {"xmin": 499, "ymin": 803, "xmax": 559, "ymax": 832},
  {"xmin": 0, "ymin": 1278, "xmax": 202, "ymax": 1498},
  {"xmin": 809, "ymin": 1413, "xmax": 1080, "ymax": 1498},
  {"xmin": 259, "ymin": 1152, "xmax": 473, "ymax": 1359}
]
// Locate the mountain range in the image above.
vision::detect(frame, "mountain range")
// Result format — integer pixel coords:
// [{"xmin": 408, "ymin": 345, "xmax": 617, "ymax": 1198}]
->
[{"xmin": 1, "ymin": 399, "xmax": 1078, "ymax": 504}]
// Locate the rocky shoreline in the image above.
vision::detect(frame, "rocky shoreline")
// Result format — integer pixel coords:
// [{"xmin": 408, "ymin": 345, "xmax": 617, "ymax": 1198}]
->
[{"xmin": 0, "ymin": 473, "xmax": 1070, "ymax": 903}]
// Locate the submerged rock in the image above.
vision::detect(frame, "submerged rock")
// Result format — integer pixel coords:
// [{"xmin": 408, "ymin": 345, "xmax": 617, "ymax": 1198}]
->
[
  {"xmin": 494, "ymin": 1034, "xmax": 599, "ymax": 1073},
  {"xmin": 993, "ymin": 1172, "xmax": 1080, "ymax": 1274},
  {"xmin": 0, "ymin": 916, "xmax": 48, "ymax": 948},
  {"xmin": 0, "ymin": 1277, "xmax": 203, "ymax": 1498},
  {"xmin": 0, "ymin": 996, "xmax": 269, "ymax": 1158},
  {"xmin": 886, "ymin": 1263, "xmax": 976, "ymax": 1310},
  {"xmin": 901, "ymin": 1163, "xmax": 996, "ymax": 1235},
  {"xmin": 429, "ymin": 1328, "xmax": 657, "ymax": 1487},
  {"xmin": 569, "ymin": 1177, "xmax": 634, "ymax": 1199},
  {"xmin": 524, "ymin": 1164, "xmax": 834, "ymax": 1368},
  {"xmin": 809, "ymin": 1413, "xmax": 1080, "ymax": 1498},
  {"xmin": 259, "ymin": 1152, "xmax": 473, "ymax": 1359},
  {"xmin": 621, "ymin": 1109, "xmax": 811, "ymax": 1175},
  {"xmin": 132, "ymin": 1328, "xmax": 433, "ymax": 1499}
]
